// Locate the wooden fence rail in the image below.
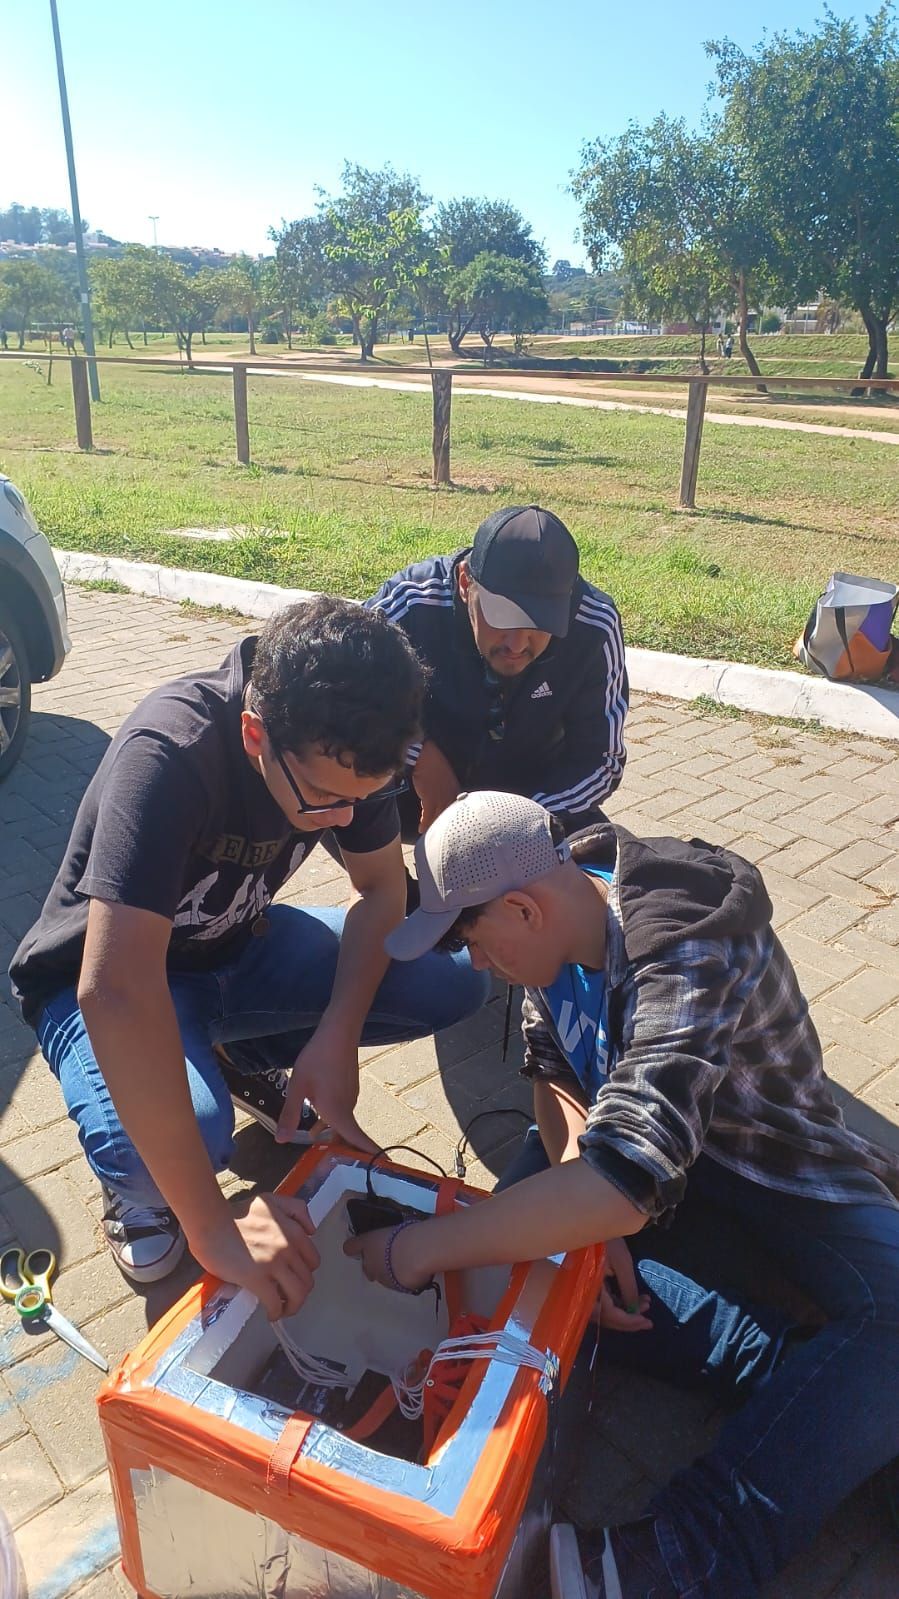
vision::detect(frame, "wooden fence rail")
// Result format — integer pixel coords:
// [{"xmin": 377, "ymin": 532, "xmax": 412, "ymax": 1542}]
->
[{"xmin": 3, "ymin": 350, "xmax": 899, "ymax": 511}]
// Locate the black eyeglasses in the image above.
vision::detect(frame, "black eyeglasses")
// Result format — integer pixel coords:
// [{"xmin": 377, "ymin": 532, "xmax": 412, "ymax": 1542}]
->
[{"xmin": 271, "ymin": 743, "xmax": 408, "ymax": 817}]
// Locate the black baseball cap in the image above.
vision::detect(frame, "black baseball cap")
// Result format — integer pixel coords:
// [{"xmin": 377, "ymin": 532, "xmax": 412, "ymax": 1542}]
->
[{"xmin": 467, "ymin": 506, "xmax": 579, "ymax": 637}]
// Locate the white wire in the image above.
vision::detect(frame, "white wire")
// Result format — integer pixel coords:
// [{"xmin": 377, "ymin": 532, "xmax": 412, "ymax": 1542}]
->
[
  {"xmin": 272, "ymin": 1321, "xmax": 551, "ymax": 1423},
  {"xmin": 272, "ymin": 1322, "xmax": 349, "ymax": 1389}
]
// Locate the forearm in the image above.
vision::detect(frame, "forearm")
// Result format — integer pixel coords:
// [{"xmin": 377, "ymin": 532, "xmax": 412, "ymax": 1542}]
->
[
  {"xmin": 534, "ymin": 1079, "xmax": 588, "ymax": 1165},
  {"xmin": 79, "ymin": 981, "xmax": 230, "ymax": 1242},
  {"xmin": 321, "ymin": 883, "xmax": 404, "ymax": 1037},
  {"xmin": 398, "ymin": 1159, "xmax": 645, "ymax": 1280}
]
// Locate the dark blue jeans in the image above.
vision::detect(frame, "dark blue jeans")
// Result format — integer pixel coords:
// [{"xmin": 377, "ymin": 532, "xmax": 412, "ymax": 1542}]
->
[
  {"xmin": 37, "ymin": 903, "xmax": 490, "ymax": 1208},
  {"xmin": 501, "ymin": 1129, "xmax": 899, "ymax": 1597}
]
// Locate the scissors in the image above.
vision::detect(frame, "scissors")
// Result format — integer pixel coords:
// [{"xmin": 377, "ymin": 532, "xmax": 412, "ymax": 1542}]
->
[{"xmin": 0, "ymin": 1246, "xmax": 108, "ymax": 1373}]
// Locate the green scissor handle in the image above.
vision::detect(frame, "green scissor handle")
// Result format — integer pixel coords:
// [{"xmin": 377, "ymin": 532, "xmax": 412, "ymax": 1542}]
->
[
  {"xmin": 0, "ymin": 1245, "xmax": 57, "ymax": 1305},
  {"xmin": 14, "ymin": 1282, "xmax": 50, "ymax": 1321}
]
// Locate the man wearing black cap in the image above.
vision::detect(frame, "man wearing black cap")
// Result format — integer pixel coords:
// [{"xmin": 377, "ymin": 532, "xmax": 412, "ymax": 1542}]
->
[{"xmin": 366, "ymin": 506, "xmax": 628, "ymax": 837}]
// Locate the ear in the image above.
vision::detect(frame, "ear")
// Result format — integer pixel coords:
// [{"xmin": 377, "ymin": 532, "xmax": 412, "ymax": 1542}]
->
[
  {"xmin": 502, "ymin": 891, "xmax": 544, "ymax": 932},
  {"xmin": 458, "ymin": 561, "xmax": 472, "ymax": 602},
  {"xmin": 241, "ymin": 709, "xmax": 265, "ymax": 761}
]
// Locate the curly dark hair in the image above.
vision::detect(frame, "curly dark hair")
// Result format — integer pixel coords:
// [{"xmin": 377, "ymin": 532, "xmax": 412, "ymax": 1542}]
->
[{"xmin": 249, "ymin": 596, "xmax": 425, "ymax": 776}]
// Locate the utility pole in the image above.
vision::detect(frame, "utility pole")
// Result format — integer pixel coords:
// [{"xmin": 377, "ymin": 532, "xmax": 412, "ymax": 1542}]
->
[
  {"xmin": 49, "ymin": 0, "xmax": 99, "ymax": 400},
  {"xmin": 148, "ymin": 215, "xmax": 159, "ymax": 249}
]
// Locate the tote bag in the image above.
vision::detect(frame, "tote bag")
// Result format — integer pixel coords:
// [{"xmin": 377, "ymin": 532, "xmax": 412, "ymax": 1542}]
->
[{"xmin": 794, "ymin": 572, "xmax": 899, "ymax": 681}]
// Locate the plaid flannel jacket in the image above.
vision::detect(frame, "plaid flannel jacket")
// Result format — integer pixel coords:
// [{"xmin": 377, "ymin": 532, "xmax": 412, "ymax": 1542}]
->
[{"xmin": 522, "ymin": 863, "xmax": 899, "ymax": 1221}]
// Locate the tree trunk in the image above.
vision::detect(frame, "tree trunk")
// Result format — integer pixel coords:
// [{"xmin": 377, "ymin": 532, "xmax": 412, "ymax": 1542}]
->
[
  {"xmin": 248, "ymin": 313, "xmax": 256, "ymax": 356},
  {"xmin": 107, "ymin": 326, "xmax": 114, "ymax": 348},
  {"xmin": 124, "ymin": 329, "xmax": 134, "ymax": 349},
  {"xmin": 369, "ymin": 315, "xmax": 379, "ymax": 353},
  {"xmin": 201, "ymin": 329, "xmax": 207, "ymax": 345},
  {"xmin": 352, "ymin": 314, "xmax": 366, "ymax": 362},
  {"xmin": 184, "ymin": 330, "xmax": 194, "ymax": 368},
  {"xmin": 737, "ymin": 274, "xmax": 765, "ymax": 390},
  {"xmin": 142, "ymin": 325, "xmax": 148, "ymax": 346},
  {"xmin": 17, "ymin": 317, "xmax": 25, "ymax": 349},
  {"xmin": 853, "ymin": 304, "xmax": 889, "ymax": 392},
  {"xmin": 698, "ymin": 326, "xmax": 709, "ymax": 376}
]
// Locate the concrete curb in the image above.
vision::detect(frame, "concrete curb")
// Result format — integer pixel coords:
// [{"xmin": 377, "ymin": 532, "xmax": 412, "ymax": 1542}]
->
[{"xmin": 54, "ymin": 549, "xmax": 899, "ymax": 743}]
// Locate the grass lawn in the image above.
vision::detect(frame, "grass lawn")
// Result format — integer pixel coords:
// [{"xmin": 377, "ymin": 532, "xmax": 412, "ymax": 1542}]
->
[{"xmin": 2, "ymin": 356, "xmax": 898, "ymax": 671}]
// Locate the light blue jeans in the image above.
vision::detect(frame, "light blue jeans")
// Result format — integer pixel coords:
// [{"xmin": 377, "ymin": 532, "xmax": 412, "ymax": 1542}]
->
[
  {"xmin": 501, "ymin": 1129, "xmax": 899, "ymax": 1596},
  {"xmin": 36, "ymin": 903, "xmax": 490, "ymax": 1207}
]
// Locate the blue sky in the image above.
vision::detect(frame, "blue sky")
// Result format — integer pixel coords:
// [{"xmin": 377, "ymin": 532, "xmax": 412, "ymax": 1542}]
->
[{"xmin": 1, "ymin": 0, "xmax": 877, "ymax": 263}]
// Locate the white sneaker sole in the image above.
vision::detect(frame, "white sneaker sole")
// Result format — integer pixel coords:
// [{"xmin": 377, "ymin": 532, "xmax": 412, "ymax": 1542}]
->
[
  {"xmin": 107, "ymin": 1224, "xmax": 187, "ymax": 1284},
  {"xmin": 550, "ymin": 1526, "xmax": 622, "ymax": 1599},
  {"xmin": 550, "ymin": 1525, "xmax": 588, "ymax": 1599}
]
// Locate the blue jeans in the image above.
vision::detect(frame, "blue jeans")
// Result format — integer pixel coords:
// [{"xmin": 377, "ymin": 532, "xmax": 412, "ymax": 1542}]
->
[
  {"xmin": 37, "ymin": 903, "xmax": 490, "ymax": 1208},
  {"xmin": 501, "ymin": 1130, "xmax": 899, "ymax": 1597}
]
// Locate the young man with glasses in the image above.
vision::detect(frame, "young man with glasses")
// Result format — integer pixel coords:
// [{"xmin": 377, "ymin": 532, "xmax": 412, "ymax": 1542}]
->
[
  {"xmin": 10, "ymin": 598, "xmax": 489, "ymax": 1312},
  {"xmin": 366, "ymin": 505, "xmax": 628, "ymax": 840}
]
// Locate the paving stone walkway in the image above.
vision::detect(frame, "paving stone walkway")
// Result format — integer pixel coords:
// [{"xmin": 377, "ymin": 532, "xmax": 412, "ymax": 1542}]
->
[{"xmin": 1, "ymin": 588, "xmax": 897, "ymax": 1598}]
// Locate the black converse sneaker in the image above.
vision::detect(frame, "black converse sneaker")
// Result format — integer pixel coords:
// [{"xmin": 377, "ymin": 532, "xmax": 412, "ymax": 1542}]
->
[
  {"xmin": 218, "ymin": 1060, "xmax": 319, "ymax": 1142},
  {"xmin": 102, "ymin": 1187, "xmax": 186, "ymax": 1284}
]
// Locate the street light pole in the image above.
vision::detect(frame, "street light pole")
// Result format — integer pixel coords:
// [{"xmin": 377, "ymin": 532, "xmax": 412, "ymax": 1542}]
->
[{"xmin": 49, "ymin": 0, "xmax": 99, "ymax": 400}]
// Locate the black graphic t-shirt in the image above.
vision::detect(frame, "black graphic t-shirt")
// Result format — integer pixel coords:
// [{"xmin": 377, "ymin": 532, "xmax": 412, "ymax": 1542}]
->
[{"xmin": 10, "ymin": 639, "xmax": 399, "ymax": 1024}]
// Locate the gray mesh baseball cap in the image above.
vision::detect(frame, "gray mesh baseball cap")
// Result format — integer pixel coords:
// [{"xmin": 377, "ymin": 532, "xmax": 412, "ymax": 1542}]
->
[{"xmin": 385, "ymin": 791, "xmax": 570, "ymax": 961}]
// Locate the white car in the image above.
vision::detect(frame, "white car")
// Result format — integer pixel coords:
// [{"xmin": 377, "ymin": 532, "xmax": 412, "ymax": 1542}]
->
[{"xmin": 0, "ymin": 475, "xmax": 71, "ymax": 779}]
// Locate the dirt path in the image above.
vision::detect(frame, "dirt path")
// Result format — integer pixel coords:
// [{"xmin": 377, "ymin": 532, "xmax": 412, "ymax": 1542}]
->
[{"xmin": 140, "ymin": 350, "xmax": 899, "ymax": 444}]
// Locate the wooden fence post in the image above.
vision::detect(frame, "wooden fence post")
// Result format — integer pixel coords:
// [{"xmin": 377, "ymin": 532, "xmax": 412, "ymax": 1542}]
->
[
  {"xmin": 233, "ymin": 365, "xmax": 250, "ymax": 464},
  {"xmin": 678, "ymin": 378, "xmax": 707, "ymax": 509},
  {"xmin": 70, "ymin": 356, "xmax": 93, "ymax": 450},
  {"xmin": 431, "ymin": 371, "xmax": 452, "ymax": 486}
]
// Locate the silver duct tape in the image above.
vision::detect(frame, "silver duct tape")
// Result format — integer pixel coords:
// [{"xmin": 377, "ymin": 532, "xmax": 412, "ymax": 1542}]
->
[{"xmin": 131, "ymin": 1466, "xmax": 428, "ymax": 1599}]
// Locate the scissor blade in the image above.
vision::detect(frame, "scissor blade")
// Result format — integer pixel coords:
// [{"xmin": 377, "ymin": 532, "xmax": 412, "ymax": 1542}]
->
[{"xmin": 45, "ymin": 1304, "xmax": 109, "ymax": 1373}]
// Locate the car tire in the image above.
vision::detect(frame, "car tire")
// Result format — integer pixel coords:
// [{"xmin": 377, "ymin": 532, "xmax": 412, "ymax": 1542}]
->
[{"xmin": 0, "ymin": 597, "xmax": 31, "ymax": 782}]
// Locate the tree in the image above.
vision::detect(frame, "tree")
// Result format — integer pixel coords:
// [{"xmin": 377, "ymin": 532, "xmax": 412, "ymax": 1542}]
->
[
  {"xmin": 215, "ymin": 255, "xmax": 269, "ymax": 355},
  {"xmin": 133, "ymin": 255, "xmax": 212, "ymax": 367},
  {"xmin": 40, "ymin": 207, "xmax": 80, "ymax": 246},
  {"xmin": 0, "ymin": 203, "xmax": 43, "ymax": 245},
  {"xmin": 709, "ymin": 11, "xmax": 899, "ymax": 378},
  {"xmin": 449, "ymin": 252, "xmax": 549, "ymax": 353},
  {"xmin": 0, "ymin": 203, "xmax": 88, "ymax": 245},
  {"xmin": 0, "ymin": 259, "xmax": 63, "ymax": 346},
  {"xmin": 114, "ymin": 245, "xmax": 168, "ymax": 344},
  {"xmin": 434, "ymin": 197, "xmax": 546, "ymax": 351},
  {"xmin": 268, "ymin": 215, "xmax": 330, "ymax": 347},
  {"xmin": 317, "ymin": 162, "xmax": 431, "ymax": 361},
  {"xmin": 89, "ymin": 257, "xmax": 136, "ymax": 347},
  {"xmin": 572, "ymin": 115, "xmax": 783, "ymax": 377},
  {"xmin": 551, "ymin": 259, "xmax": 575, "ymax": 281}
]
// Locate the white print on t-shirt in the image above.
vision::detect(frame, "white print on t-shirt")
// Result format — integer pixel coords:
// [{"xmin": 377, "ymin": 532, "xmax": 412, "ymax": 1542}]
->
[
  {"xmin": 173, "ymin": 869, "xmax": 272, "ymax": 941},
  {"xmin": 555, "ymin": 998, "xmax": 597, "ymax": 1057}
]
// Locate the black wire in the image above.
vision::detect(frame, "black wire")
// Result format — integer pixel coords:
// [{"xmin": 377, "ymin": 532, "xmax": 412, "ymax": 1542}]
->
[
  {"xmin": 365, "ymin": 1143, "xmax": 448, "ymax": 1200},
  {"xmin": 453, "ymin": 1108, "xmax": 532, "ymax": 1178}
]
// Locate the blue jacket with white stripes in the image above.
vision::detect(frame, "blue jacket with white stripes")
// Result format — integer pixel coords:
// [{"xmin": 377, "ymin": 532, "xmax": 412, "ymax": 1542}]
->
[{"xmin": 365, "ymin": 550, "xmax": 628, "ymax": 824}]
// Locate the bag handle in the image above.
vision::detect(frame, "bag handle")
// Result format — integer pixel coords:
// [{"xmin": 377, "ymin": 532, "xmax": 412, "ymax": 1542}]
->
[{"xmin": 833, "ymin": 606, "xmax": 857, "ymax": 678}]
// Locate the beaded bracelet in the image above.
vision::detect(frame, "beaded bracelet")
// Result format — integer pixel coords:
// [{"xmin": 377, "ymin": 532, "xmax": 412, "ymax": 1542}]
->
[{"xmin": 383, "ymin": 1219, "xmax": 424, "ymax": 1294}]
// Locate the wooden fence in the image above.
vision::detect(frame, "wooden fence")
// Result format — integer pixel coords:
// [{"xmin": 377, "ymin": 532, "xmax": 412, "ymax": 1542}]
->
[{"xmin": 2, "ymin": 351, "xmax": 899, "ymax": 510}]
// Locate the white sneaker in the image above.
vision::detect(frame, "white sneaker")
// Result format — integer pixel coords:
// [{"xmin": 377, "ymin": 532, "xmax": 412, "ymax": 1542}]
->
[{"xmin": 101, "ymin": 1186, "xmax": 186, "ymax": 1283}]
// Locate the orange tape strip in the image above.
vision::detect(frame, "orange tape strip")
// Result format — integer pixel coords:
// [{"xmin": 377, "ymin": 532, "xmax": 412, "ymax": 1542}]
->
[{"xmin": 265, "ymin": 1411, "xmax": 312, "ymax": 1491}]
